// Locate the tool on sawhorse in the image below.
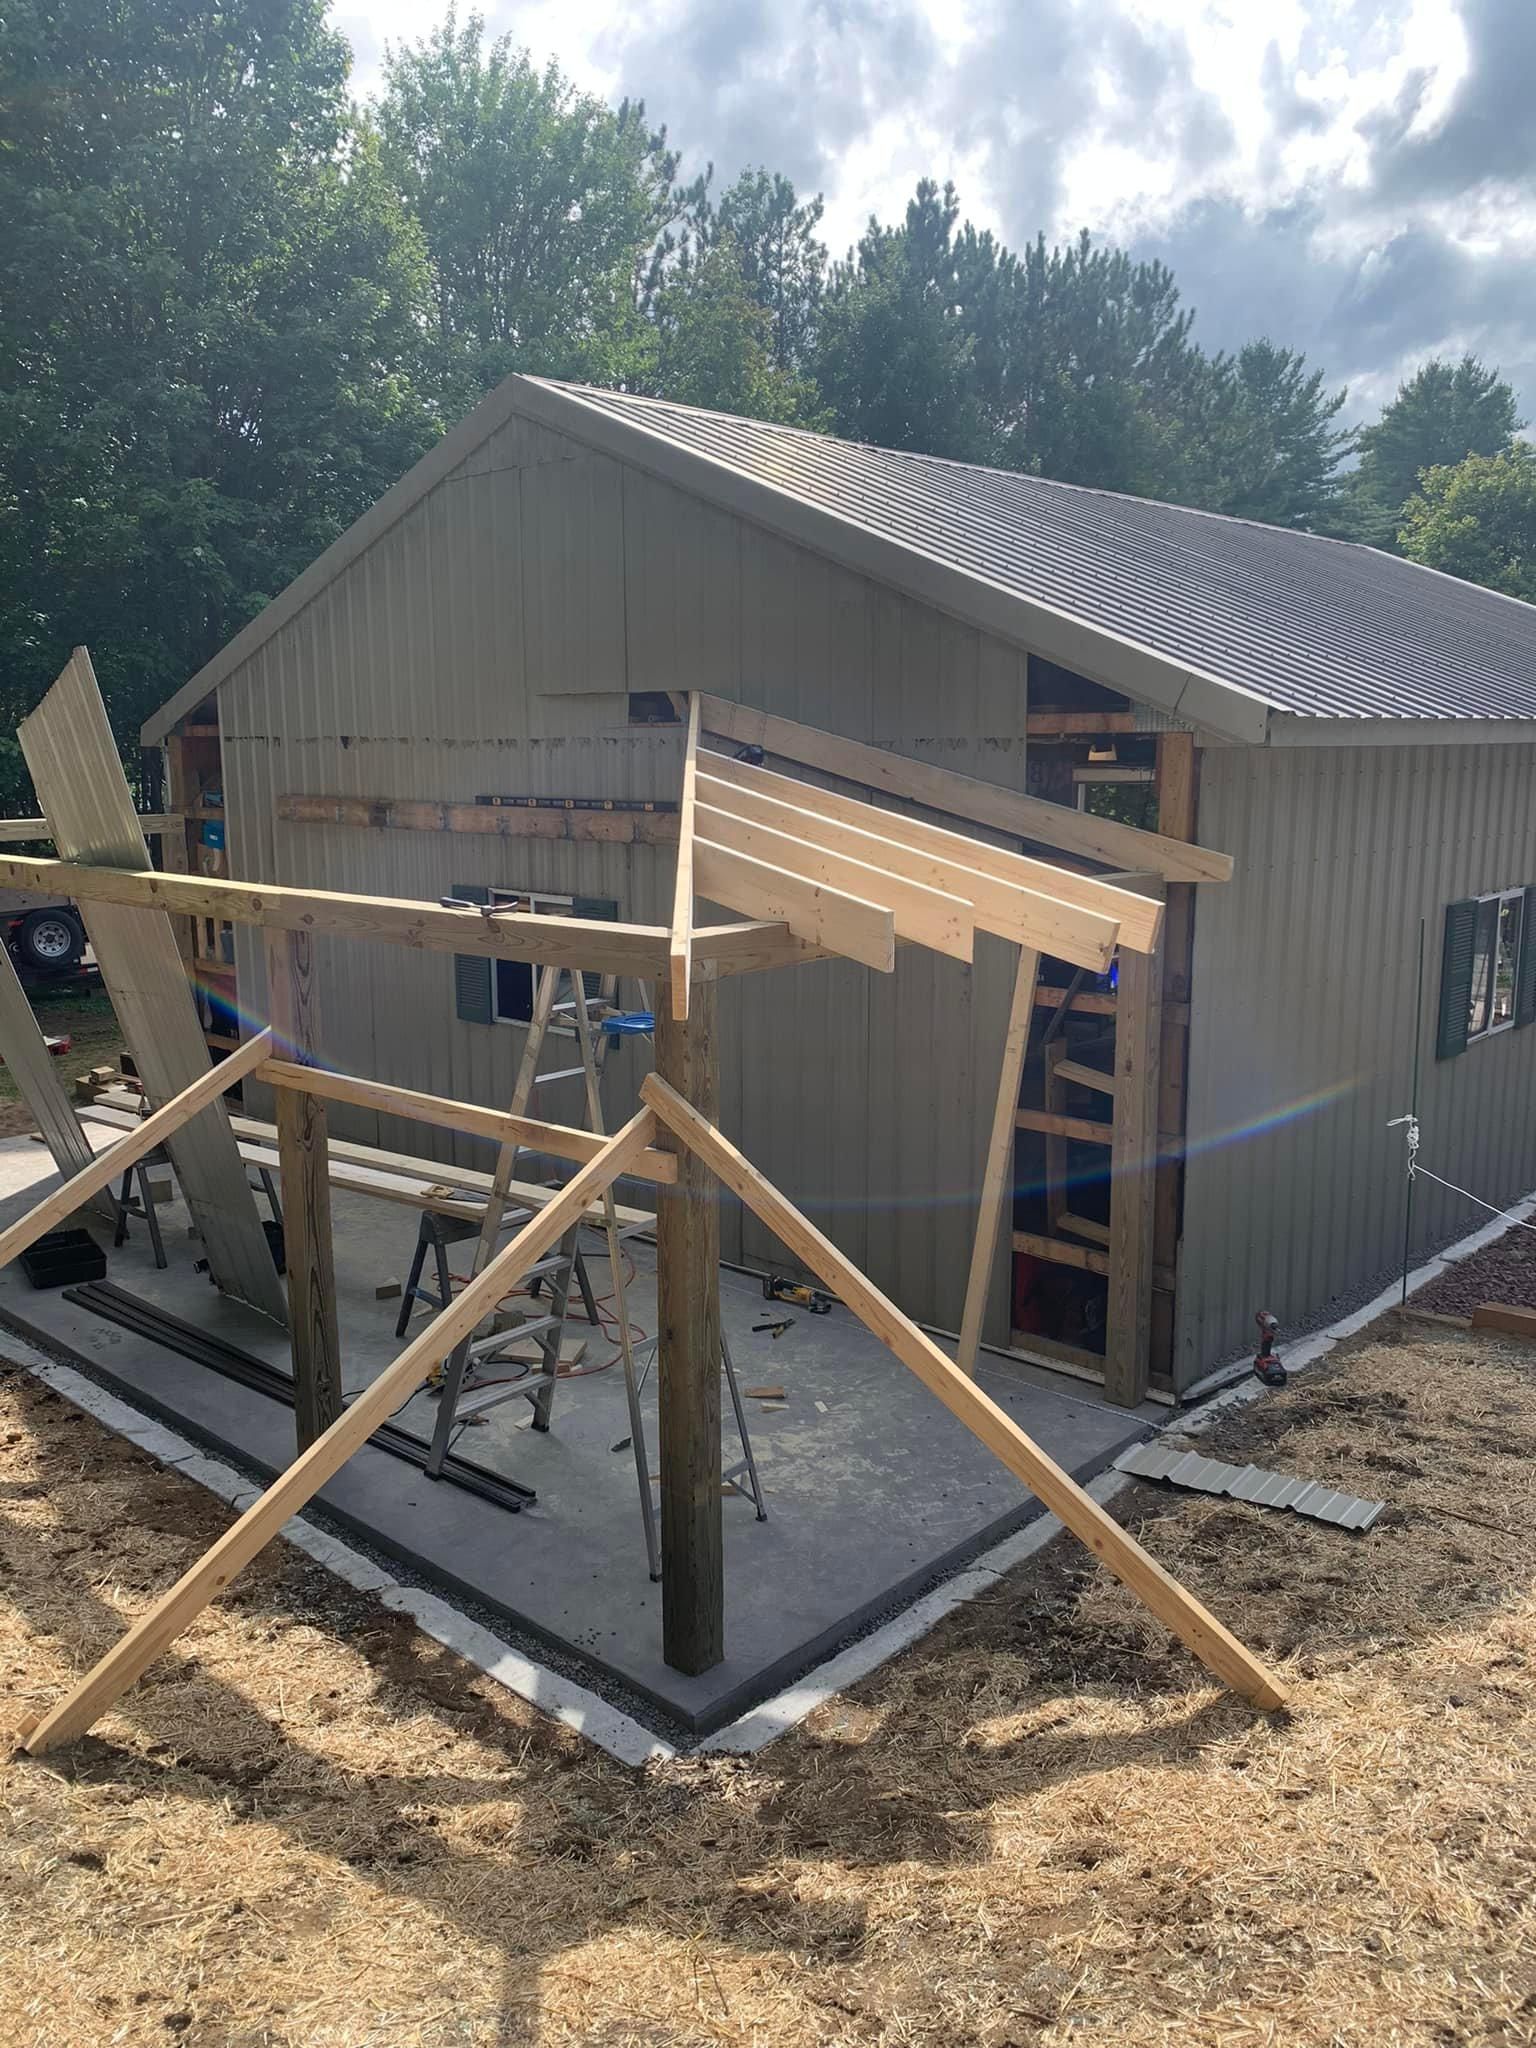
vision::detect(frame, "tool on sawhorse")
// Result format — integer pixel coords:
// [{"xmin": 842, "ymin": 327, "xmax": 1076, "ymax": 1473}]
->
[{"xmin": 763, "ymin": 1273, "xmax": 835, "ymax": 1314}]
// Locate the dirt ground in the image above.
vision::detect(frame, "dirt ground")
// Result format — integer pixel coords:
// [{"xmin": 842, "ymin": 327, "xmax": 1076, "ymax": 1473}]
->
[
  {"xmin": 1415, "ymin": 1215, "xmax": 1536, "ymax": 1319},
  {"xmin": 2, "ymin": 1318, "xmax": 1534, "ymax": 2048},
  {"xmin": 0, "ymin": 981, "xmax": 124, "ymax": 1136}
]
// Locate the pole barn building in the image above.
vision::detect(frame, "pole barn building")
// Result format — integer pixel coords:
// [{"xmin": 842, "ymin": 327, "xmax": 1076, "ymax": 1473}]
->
[{"xmin": 145, "ymin": 377, "xmax": 1536, "ymax": 1401}]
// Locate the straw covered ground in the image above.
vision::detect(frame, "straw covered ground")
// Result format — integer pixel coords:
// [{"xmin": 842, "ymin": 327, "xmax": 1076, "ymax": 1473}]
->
[{"xmin": 2, "ymin": 1317, "xmax": 1534, "ymax": 2047}]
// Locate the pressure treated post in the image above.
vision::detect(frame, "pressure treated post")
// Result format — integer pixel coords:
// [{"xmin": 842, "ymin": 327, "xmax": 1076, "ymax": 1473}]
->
[
  {"xmin": 264, "ymin": 929, "xmax": 342, "ymax": 1449},
  {"xmin": 653, "ymin": 967, "xmax": 724, "ymax": 1672},
  {"xmin": 1104, "ymin": 884, "xmax": 1163, "ymax": 1408}
]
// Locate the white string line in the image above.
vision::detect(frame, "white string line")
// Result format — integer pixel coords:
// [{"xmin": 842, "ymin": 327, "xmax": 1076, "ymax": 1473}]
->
[
  {"xmin": 1388, "ymin": 1111, "xmax": 1536, "ymax": 1236},
  {"xmin": 1408, "ymin": 1164, "xmax": 1536, "ymax": 1236}
]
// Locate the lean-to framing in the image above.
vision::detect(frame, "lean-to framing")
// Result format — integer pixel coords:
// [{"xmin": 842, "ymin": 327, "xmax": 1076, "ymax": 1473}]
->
[{"xmin": 5, "ymin": 666, "xmax": 1269, "ymax": 1752}]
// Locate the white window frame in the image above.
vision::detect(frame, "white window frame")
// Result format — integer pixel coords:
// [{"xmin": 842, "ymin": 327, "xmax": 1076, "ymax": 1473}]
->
[
  {"xmin": 1467, "ymin": 887, "xmax": 1525, "ymax": 1043},
  {"xmin": 486, "ymin": 889, "xmax": 618, "ymax": 1027}
]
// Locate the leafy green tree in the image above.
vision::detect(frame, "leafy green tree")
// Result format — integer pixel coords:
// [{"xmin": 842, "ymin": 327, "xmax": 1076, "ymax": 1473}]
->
[
  {"xmin": 375, "ymin": 10, "xmax": 689, "ymax": 406},
  {"xmin": 1398, "ymin": 448, "xmax": 1536, "ymax": 600},
  {"xmin": 642, "ymin": 233, "xmax": 824, "ymax": 423},
  {"xmin": 1186, "ymin": 341, "xmax": 1355, "ymax": 528},
  {"xmin": 0, "ymin": 0, "xmax": 437, "ymax": 744},
  {"xmin": 1351, "ymin": 355, "xmax": 1522, "ymax": 544},
  {"xmin": 814, "ymin": 183, "xmax": 992, "ymax": 460},
  {"xmin": 706, "ymin": 170, "xmax": 826, "ymax": 372}
]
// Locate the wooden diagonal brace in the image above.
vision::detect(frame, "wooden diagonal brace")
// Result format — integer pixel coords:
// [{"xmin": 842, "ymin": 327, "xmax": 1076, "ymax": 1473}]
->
[
  {"xmin": 639, "ymin": 1071, "xmax": 1288, "ymax": 1713},
  {"xmin": 16, "ymin": 1106, "xmax": 661, "ymax": 1755}
]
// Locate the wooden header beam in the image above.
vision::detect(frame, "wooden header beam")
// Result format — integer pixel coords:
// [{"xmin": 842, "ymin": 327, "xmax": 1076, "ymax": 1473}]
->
[
  {"xmin": 0, "ymin": 854, "xmax": 670, "ymax": 979},
  {"xmin": 699, "ymin": 694, "xmax": 1233, "ymax": 885}
]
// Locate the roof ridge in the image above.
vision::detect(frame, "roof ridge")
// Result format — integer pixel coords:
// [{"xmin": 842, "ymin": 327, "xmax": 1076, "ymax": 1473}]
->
[{"xmin": 537, "ymin": 377, "xmax": 1376, "ymax": 553}]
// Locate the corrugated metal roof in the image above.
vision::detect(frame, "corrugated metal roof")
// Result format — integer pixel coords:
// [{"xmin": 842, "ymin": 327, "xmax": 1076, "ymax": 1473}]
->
[
  {"xmin": 1115, "ymin": 1439, "xmax": 1385, "ymax": 1529},
  {"xmin": 541, "ymin": 381, "xmax": 1536, "ymax": 725}
]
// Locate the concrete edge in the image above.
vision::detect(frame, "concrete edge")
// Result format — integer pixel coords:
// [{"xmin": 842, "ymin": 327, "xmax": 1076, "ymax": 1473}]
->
[
  {"xmin": 696, "ymin": 1177, "xmax": 1536, "ymax": 1755},
  {"xmin": 10, "ymin": 1179, "xmax": 1527, "ymax": 1768},
  {"xmin": 0, "ymin": 1333, "xmax": 677, "ymax": 1770}
]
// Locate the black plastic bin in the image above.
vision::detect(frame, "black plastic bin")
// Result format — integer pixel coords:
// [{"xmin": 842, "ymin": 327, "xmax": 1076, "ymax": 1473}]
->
[{"xmin": 20, "ymin": 1229, "xmax": 108, "ymax": 1289}]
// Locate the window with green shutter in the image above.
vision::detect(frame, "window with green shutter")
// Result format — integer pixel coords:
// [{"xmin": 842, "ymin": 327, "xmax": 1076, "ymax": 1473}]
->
[
  {"xmin": 451, "ymin": 883, "xmax": 493, "ymax": 1025},
  {"xmin": 453, "ymin": 885, "xmax": 620, "ymax": 1027},
  {"xmin": 1438, "ymin": 887, "xmax": 1533, "ymax": 1059}
]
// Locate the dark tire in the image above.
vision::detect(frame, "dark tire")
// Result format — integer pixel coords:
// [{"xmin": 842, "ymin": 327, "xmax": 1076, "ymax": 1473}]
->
[{"xmin": 16, "ymin": 908, "xmax": 85, "ymax": 973}]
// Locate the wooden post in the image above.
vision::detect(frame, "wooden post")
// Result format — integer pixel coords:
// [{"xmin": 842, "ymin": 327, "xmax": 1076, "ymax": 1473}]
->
[
  {"xmin": 957, "ymin": 945, "xmax": 1040, "ymax": 1374},
  {"xmin": 264, "ymin": 930, "xmax": 342, "ymax": 1449},
  {"xmin": 1152, "ymin": 733, "xmax": 1197, "ymax": 1383},
  {"xmin": 653, "ymin": 966, "xmax": 723, "ymax": 1673},
  {"xmin": 1104, "ymin": 904, "xmax": 1162, "ymax": 1408}
]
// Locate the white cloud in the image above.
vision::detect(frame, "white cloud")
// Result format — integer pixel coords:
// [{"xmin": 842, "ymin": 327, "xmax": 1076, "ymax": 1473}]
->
[{"xmin": 331, "ymin": 0, "xmax": 1536, "ymax": 416}]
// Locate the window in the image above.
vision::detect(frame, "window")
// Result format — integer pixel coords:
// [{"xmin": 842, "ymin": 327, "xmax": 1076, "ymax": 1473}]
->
[
  {"xmin": 1437, "ymin": 886, "xmax": 1536, "ymax": 1059},
  {"xmin": 1467, "ymin": 889, "xmax": 1523, "ymax": 1039},
  {"xmin": 451, "ymin": 884, "xmax": 619, "ymax": 1029}
]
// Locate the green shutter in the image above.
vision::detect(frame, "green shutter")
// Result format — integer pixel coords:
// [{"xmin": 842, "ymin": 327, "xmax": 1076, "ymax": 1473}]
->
[
  {"xmin": 452, "ymin": 882, "xmax": 493, "ymax": 1025},
  {"xmin": 1436, "ymin": 898, "xmax": 1478, "ymax": 1060},
  {"xmin": 1517, "ymin": 887, "xmax": 1536, "ymax": 1028},
  {"xmin": 572, "ymin": 896, "xmax": 619, "ymax": 999}
]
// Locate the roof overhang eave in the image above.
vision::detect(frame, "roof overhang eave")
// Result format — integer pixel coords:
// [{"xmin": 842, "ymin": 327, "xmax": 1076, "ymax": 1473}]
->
[
  {"xmin": 515, "ymin": 379, "xmax": 1276, "ymax": 747},
  {"xmin": 1266, "ymin": 713, "xmax": 1536, "ymax": 747}
]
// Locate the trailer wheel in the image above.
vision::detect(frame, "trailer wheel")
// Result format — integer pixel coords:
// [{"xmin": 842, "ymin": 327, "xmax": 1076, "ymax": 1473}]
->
[{"xmin": 16, "ymin": 909, "xmax": 85, "ymax": 974}]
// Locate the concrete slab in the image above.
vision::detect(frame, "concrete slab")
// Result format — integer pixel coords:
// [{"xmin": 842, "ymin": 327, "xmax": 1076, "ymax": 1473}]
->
[{"xmin": 0, "ymin": 1133, "xmax": 1152, "ymax": 1738}]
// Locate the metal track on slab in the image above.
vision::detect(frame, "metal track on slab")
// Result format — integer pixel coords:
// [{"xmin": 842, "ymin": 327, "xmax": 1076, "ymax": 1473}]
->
[{"xmin": 63, "ymin": 1280, "xmax": 536, "ymax": 1514}]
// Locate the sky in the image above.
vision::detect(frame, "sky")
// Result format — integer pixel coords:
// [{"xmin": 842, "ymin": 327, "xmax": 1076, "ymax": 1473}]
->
[{"xmin": 333, "ymin": 0, "xmax": 1536, "ymax": 424}]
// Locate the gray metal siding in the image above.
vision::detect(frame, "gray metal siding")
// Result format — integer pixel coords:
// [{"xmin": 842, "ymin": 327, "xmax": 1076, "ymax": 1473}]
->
[
  {"xmin": 542, "ymin": 381, "xmax": 1536, "ymax": 724},
  {"xmin": 217, "ymin": 417, "xmax": 1033, "ymax": 1337},
  {"xmin": 1179, "ymin": 742, "xmax": 1536, "ymax": 1381}
]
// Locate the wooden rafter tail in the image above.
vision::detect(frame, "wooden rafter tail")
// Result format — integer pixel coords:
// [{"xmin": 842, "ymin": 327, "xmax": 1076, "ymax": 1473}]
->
[
  {"xmin": 16, "ymin": 1107, "xmax": 662, "ymax": 1756},
  {"xmin": 957, "ymin": 945, "xmax": 1040, "ymax": 1376},
  {"xmin": 693, "ymin": 838, "xmax": 896, "ymax": 973},
  {"xmin": 698, "ymin": 751, "xmax": 1156, "ymax": 959},
  {"xmin": 696, "ymin": 796, "xmax": 975, "ymax": 962},
  {"xmin": 0, "ymin": 1029, "xmax": 274, "ymax": 1274},
  {"xmin": 637, "ymin": 1072, "xmax": 1288, "ymax": 1712},
  {"xmin": 668, "ymin": 692, "xmax": 703, "ymax": 1022},
  {"xmin": 698, "ymin": 693, "xmax": 1234, "ymax": 887}
]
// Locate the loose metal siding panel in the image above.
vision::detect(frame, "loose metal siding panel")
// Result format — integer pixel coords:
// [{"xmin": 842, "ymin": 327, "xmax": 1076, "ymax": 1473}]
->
[
  {"xmin": 1179, "ymin": 743, "xmax": 1536, "ymax": 1383},
  {"xmin": 213, "ymin": 407, "xmax": 1034, "ymax": 1337}
]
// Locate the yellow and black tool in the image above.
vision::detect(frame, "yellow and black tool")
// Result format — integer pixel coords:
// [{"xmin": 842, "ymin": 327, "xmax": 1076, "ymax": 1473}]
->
[{"xmin": 763, "ymin": 1273, "xmax": 835, "ymax": 1315}]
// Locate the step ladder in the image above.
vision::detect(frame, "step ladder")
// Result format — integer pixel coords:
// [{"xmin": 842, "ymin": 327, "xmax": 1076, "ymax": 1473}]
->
[
  {"xmin": 421, "ymin": 958, "xmax": 664, "ymax": 1573},
  {"xmin": 420, "ymin": 955, "xmax": 767, "ymax": 1564}
]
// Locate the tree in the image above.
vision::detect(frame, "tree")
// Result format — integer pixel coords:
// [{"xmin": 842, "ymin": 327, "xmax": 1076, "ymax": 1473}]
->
[
  {"xmin": 705, "ymin": 170, "xmax": 826, "ymax": 373},
  {"xmin": 1186, "ymin": 341, "xmax": 1355, "ymax": 528},
  {"xmin": 375, "ymin": 11, "xmax": 687, "ymax": 406},
  {"xmin": 642, "ymin": 233, "xmax": 824, "ymax": 424},
  {"xmin": 814, "ymin": 183, "xmax": 992, "ymax": 460},
  {"xmin": 1398, "ymin": 448, "xmax": 1536, "ymax": 600},
  {"xmin": 1352, "ymin": 355, "xmax": 1522, "ymax": 544},
  {"xmin": 0, "ymin": 0, "xmax": 437, "ymax": 745}
]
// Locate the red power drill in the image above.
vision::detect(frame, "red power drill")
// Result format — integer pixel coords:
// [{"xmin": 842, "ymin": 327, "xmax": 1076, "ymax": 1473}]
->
[{"xmin": 1252, "ymin": 1310, "xmax": 1288, "ymax": 1387}]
